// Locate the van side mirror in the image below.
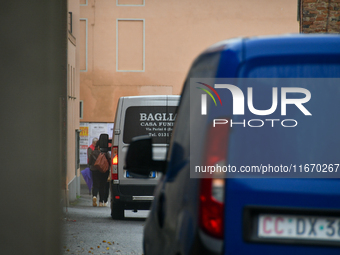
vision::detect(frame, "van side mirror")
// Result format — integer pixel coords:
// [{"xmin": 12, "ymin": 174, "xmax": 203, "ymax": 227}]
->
[
  {"xmin": 99, "ymin": 133, "xmax": 111, "ymax": 152},
  {"xmin": 125, "ymin": 136, "xmax": 166, "ymax": 176}
]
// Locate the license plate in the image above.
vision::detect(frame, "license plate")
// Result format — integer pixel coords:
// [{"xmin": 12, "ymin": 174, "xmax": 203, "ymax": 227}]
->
[
  {"xmin": 258, "ymin": 214, "xmax": 340, "ymax": 241},
  {"xmin": 126, "ymin": 171, "xmax": 156, "ymax": 178}
]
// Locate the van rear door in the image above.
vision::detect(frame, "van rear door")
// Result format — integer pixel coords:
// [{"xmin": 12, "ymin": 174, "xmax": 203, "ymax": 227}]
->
[
  {"xmin": 118, "ymin": 96, "xmax": 179, "ymax": 185},
  {"xmin": 218, "ymin": 35, "xmax": 340, "ymax": 255}
]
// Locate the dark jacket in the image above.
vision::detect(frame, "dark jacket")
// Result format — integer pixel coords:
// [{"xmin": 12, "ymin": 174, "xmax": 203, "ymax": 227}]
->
[{"xmin": 87, "ymin": 144, "xmax": 95, "ymax": 164}]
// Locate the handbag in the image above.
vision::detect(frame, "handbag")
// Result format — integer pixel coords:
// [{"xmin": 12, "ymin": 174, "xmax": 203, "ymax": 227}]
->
[{"xmin": 94, "ymin": 153, "xmax": 109, "ymax": 173}]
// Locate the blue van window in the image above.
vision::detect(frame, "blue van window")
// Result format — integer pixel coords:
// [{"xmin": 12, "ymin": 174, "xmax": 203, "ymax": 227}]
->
[{"xmin": 166, "ymin": 52, "xmax": 221, "ymax": 178}]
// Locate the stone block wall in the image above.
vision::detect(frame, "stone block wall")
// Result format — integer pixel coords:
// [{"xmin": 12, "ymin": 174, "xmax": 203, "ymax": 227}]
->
[{"xmin": 300, "ymin": 0, "xmax": 340, "ymax": 33}]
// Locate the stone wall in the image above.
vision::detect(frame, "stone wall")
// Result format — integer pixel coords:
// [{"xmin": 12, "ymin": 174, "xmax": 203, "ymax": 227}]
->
[{"xmin": 300, "ymin": 0, "xmax": 340, "ymax": 33}]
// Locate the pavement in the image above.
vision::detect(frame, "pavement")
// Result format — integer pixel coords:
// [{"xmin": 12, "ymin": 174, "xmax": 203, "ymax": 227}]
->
[{"xmin": 61, "ymin": 184, "xmax": 146, "ymax": 255}]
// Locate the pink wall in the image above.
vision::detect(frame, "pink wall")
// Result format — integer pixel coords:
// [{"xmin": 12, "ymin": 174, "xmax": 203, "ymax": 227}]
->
[{"xmin": 80, "ymin": 0, "xmax": 299, "ymax": 122}]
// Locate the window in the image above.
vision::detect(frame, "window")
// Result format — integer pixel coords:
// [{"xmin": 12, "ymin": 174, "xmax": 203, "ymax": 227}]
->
[
  {"xmin": 68, "ymin": 12, "xmax": 72, "ymax": 34},
  {"xmin": 80, "ymin": 100, "xmax": 83, "ymax": 119},
  {"xmin": 116, "ymin": 19, "xmax": 145, "ymax": 72},
  {"xmin": 116, "ymin": 0, "xmax": 145, "ymax": 6},
  {"xmin": 123, "ymin": 106, "xmax": 177, "ymax": 144}
]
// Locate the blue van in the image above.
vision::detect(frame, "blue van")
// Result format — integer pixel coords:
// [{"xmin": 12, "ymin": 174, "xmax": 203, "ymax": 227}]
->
[{"xmin": 125, "ymin": 34, "xmax": 340, "ymax": 255}]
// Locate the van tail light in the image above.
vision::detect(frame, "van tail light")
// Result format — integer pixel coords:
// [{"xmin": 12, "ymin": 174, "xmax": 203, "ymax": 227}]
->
[
  {"xmin": 199, "ymin": 120, "xmax": 230, "ymax": 239},
  {"xmin": 111, "ymin": 146, "xmax": 118, "ymax": 180},
  {"xmin": 200, "ymin": 179, "xmax": 224, "ymax": 239},
  {"xmin": 112, "ymin": 154, "xmax": 118, "ymax": 165}
]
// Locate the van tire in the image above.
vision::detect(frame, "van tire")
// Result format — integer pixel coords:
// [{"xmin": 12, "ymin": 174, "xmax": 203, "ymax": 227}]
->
[{"xmin": 111, "ymin": 201, "xmax": 124, "ymax": 220}]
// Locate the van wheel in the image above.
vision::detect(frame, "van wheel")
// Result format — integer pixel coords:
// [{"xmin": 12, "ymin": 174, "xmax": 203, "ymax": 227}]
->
[{"xmin": 111, "ymin": 201, "xmax": 124, "ymax": 220}]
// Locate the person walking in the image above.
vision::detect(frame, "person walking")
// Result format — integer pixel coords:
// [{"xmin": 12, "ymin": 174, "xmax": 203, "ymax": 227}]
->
[
  {"xmin": 87, "ymin": 138, "xmax": 98, "ymax": 164},
  {"xmin": 88, "ymin": 141, "xmax": 110, "ymax": 207}
]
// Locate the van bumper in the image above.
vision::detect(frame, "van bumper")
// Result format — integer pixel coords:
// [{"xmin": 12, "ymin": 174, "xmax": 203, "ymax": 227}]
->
[{"xmin": 110, "ymin": 183, "xmax": 155, "ymax": 210}]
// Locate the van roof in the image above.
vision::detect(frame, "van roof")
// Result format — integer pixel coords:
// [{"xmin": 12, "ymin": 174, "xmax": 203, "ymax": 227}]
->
[
  {"xmin": 198, "ymin": 34, "xmax": 340, "ymax": 78},
  {"xmin": 205, "ymin": 34, "xmax": 340, "ymax": 55},
  {"xmin": 119, "ymin": 95, "xmax": 180, "ymax": 100}
]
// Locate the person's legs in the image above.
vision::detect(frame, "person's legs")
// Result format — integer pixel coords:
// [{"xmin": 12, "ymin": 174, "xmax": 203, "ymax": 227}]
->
[
  {"xmin": 92, "ymin": 171, "xmax": 100, "ymax": 206},
  {"xmin": 98, "ymin": 171, "xmax": 110, "ymax": 205},
  {"xmin": 103, "ymin": 171, "xmax": 110, "ymax": 204},
  {"xmin": 98, "ymin": 172, "xmax": 106, "ymax": 204}
]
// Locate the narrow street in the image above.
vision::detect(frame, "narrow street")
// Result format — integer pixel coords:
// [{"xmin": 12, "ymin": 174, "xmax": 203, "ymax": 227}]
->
[{"xmin": 62, "ymin": 185, "xmax": 147, "ymax": 255}]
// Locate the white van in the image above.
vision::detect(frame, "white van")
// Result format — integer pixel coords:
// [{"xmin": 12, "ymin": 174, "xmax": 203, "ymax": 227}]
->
[{"xmin": 108, "ymin": 95, "xmax": 180, "ymax": 219}]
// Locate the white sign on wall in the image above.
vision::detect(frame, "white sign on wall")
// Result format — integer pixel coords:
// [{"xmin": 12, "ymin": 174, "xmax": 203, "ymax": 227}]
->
[{"xmin": 79, "ymin": 122, "xmax": 114, "ymax": 165}]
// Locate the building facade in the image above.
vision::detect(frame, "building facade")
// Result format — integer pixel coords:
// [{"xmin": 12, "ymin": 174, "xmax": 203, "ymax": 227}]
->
[
  {"xmin": 71, "ymin": 0, "xmax": 300, "ymax": 202},
  {"xmin": 65, "ymin": 0, "xmax": 339, "ymax": 203},
  {"xmin": 79, "ymin": 0, "xmax": 299, "ymax": 123},
  {"xmin": 65, "ymin": 0, "xmax": 81, "ymax": 204}
]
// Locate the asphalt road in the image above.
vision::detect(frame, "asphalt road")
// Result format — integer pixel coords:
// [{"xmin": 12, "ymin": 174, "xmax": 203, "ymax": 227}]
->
[{"xmin": 62, "ymin": 185, "xmax": 148, "ymax": 255}]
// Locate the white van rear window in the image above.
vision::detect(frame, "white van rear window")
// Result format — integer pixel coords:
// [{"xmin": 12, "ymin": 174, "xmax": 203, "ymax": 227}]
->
[{"xmin": 123, "ymin": 106, "xmax": 178, "ymax": 144}]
